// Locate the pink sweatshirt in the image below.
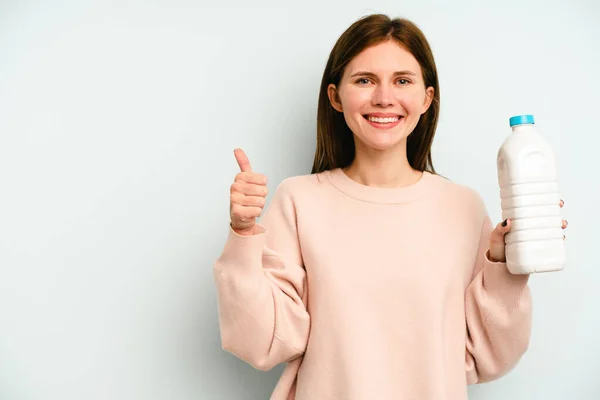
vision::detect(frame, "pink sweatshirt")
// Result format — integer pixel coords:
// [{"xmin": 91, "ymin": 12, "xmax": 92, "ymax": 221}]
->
[{"xmin": 213, "ymin": 168, "xmax": 532, "ymax": 400}]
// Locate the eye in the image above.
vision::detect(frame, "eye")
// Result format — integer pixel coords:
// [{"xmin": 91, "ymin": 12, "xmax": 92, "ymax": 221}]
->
[
  {"xmin": 397, "ymin": 78, "xmax": 411, "ymax": 85},
  {"xmin": 355, "ymin": 78, "xmax": 371, "ymax": 85}
]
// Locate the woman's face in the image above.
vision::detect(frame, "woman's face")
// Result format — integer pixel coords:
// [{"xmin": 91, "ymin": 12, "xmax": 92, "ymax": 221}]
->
[{"xmin": 328, "ymin": 40, "xmax": 434, "ymax": 152}]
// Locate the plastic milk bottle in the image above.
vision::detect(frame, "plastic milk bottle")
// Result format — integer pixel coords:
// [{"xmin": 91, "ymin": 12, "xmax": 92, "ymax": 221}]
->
[{"xmin": 496, "ymin": 115, "xmax": 565, "ymax": 274}]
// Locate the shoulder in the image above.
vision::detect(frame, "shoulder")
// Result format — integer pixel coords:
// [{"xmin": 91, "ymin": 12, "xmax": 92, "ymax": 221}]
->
[
  {"xmin": 433, "ymin": 173, "xmax": 488, "ymax": 216},
  {"xmin": 262, "ymin": 172, "xmax": 328, "ymax": 220},
  {"xmin": 273, "ymin": 171, "xmax": 330, "ymax": 197}
]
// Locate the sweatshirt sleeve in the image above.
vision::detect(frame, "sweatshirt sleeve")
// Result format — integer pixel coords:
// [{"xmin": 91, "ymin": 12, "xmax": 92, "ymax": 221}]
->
[
  {"xmin": 464, "ymin": 213, "xmax": 533, "ymax": 384},
  {"xmin": 213, "ymin": 179, "xmax": 310, "ymax": 371}
]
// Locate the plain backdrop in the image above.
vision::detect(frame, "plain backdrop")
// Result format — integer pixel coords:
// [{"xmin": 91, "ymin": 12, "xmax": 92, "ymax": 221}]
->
[{"xmin": 1, "ymin": 1, "xmax": 599, "ymax": 399}]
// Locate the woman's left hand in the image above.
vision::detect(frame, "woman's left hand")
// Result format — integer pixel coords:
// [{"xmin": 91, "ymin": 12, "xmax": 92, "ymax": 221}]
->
[{"xmin": 489, "ymin": 199, "xmax": 568, "ymax": 263}]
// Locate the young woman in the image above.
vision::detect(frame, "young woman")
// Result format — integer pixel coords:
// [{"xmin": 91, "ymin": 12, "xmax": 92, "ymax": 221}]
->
[{"xmin": 213, "ymin": 14, "xmax": 567, "ymax": 400}]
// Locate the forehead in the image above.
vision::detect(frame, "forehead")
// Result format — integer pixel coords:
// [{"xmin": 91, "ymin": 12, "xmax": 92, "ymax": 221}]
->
[{"xmin": 345, "ymin": 40, "xmax": 421, "ymax": 75}]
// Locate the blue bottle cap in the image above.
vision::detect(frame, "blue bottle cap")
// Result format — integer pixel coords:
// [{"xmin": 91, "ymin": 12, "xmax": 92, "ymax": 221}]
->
[{"xmin": 509, "ymin": 114, "xmax": 535, "ymax": 127}]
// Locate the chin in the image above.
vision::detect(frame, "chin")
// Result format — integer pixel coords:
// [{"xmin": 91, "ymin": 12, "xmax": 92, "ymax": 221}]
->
[{"xmin": 358, "ymin": 136, "xmax": 407, "ymax": 152}]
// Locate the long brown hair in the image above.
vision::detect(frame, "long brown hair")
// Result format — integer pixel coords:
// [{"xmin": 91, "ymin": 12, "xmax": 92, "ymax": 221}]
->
[{"xmin": 311, "ymin": 14, "xmax": 440, "ymax": 174}]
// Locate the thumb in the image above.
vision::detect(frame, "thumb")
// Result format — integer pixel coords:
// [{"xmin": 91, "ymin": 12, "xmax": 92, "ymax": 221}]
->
[
  {"xmin": 491, "ymin": 218, "xmax": 511, "ymax": 243},
  {"xmin": 234, "ymin": 148, "xmax": 252, "ymax": 172}
]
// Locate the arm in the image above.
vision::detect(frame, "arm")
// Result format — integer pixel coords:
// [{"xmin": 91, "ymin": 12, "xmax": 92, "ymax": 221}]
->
[
  {"xmin": 213, "ymin": 180, "xmax": 310, "ymax": 371},
  {"xmin": 464, "ymin": 214, "xmax": 532, "ymax": 384}
]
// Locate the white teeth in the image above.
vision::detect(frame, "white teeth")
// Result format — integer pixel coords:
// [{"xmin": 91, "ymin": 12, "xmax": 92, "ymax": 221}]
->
[{"xmin": 368, "ymin": 116, "xmax": 401, "ymax": 123}]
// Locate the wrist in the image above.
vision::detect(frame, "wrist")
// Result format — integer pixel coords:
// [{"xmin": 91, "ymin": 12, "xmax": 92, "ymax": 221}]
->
[
  {"xmin": 487, "ymin": 249, "xmax": 506, "ymax": 263},
  {"xmin": 231, "ymin": 223, "xmax": 258, "ymax": 236}
]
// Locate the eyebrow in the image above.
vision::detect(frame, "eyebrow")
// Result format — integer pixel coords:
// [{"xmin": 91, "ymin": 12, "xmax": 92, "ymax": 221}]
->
[{"xmin": 349, "ymin": 70, "xmax": 417, "ymax": 78}]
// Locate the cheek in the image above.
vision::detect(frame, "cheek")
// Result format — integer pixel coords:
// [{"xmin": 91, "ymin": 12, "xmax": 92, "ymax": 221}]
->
[
  {"xmin": 400, "ymin": 89, "xmax": 428, "ymax": 113},
  {"xmin": 339, "ymin": 88, "xmax": 369, "ymax": 112}
]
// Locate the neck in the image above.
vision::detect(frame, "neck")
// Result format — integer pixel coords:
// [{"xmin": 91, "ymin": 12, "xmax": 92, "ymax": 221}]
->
[{"xmin": 343, "ymin": 140, "xmax": 423, "ymax": 188}]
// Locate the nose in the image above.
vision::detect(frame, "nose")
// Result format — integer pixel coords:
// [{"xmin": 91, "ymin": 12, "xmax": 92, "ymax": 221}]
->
[{"xmin": 372, "ymin": 83, "xmax": 395, "ymax": 107}]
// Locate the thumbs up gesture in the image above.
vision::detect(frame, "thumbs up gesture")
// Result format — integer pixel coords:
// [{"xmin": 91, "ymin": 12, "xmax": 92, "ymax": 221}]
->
[{"xmin": 230, "ymin": 149, "xmax": 269, "ymax": 235}]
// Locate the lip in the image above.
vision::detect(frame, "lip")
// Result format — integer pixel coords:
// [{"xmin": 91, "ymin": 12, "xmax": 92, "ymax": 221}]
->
[
  {"xmin": 364, "ymin": 114, "xmax": 404, "ymax": 129},
  {"xmin": 364, "ymin": 113, "xmax": 404, "ymax": 118}
]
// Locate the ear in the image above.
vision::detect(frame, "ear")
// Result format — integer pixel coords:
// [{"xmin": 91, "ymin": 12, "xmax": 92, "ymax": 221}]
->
[
  {"xmin": 327, "ymin": 84, "xmax": 343, "ymax": 113},
  {"xmin": 421, "ymin": 86, "xmax": 435, "ymax": 114}
]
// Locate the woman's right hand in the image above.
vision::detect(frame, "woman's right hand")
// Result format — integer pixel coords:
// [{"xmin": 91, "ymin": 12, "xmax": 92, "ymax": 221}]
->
[{"xmin": 230, "ymin": 148, "xmax": 268, "ymax": 235}]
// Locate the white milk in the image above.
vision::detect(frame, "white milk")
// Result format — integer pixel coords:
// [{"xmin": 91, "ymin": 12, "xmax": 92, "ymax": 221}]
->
[{"xmin": 497, "ymin": 115, "xmax": 565, "ymax": 274}]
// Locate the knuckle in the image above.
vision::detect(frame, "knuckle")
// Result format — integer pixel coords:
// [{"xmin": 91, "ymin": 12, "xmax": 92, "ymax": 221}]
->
[
  {"xmin": 231, "ymin": 182, "xmax": 242, "ymax": 193},
  {"xmin": 250, "ymin": 196, "xmax": 265, "ymax": 207},
  {"xmin": 230, "ymin": 193, "xmax": 243, "ymax": 205}
]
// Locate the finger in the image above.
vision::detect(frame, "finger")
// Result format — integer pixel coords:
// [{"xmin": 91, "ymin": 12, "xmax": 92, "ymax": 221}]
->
[
  {"xmin": 499, "ymin": 218, "xmax": 511, "ymax": 233},
  {"xmin": 235, "ymin": 172, "xmax": 268, "ymax": 185},
  {"xmin": 234, "ymin": 148, "xmax": 252, "ymax": 172},
  {"xmin": 231, "ymin": 182, "xmax": 268, "ymax": 197},
  {"xmin": 231, "ymin": 204, "xmax": 263, "ymax": 220},
  {"xmin": 232, "ymin": 193, "xmax": 266, "ymax": 208},
  {"xmin": 562, "ymin": 219, "xmax": 568, "ymax": 229},
  {"xmin": 559, "ymin": 199, "xmax": 564, "ymax": 208},
  {"xmin": 243, "ymin": 195, "xmax": 266, "ymax": 208},
  {"xmin": 490, "ymin": 218, "xmax": 511, "ymax": 243}
]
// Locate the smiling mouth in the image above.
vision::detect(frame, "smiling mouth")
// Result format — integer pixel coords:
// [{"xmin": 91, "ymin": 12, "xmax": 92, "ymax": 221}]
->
[{"xmin": 363, "ymin": 115, "xmax": 404, "ymax": 124}]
